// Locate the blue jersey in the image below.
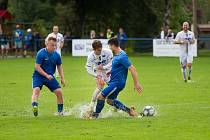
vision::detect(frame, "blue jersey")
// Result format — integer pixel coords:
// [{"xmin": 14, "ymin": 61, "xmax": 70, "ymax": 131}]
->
[
  {"xmin": 25, "ymin": 32, "xmax": 33, "ymax": 46},
  {"xmin": 109, "ymin": 51, "xmax": 131, "ymax": 86},
  {"xmin": 33, "ymin": 48, "xmax": 62, "ymax": 77},
  {"xmin": 14, "ymin": 29, "xmax": 23, "ymax": 42}
]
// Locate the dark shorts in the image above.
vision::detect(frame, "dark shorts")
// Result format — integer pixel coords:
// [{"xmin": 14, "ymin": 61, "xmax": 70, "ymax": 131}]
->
[
  {"xmin": 32, "ymin": 76, "xmax": 61, "ymax": 92},
  {"xmin": 101, "ymin": 83, "xmax": 125, "ymax": 100}
]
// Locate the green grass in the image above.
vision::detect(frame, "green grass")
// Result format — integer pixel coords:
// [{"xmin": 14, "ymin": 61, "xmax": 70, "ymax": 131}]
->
[{"xmin": 0, "ymin": 56, "xmax": 210, "ymax": 140}]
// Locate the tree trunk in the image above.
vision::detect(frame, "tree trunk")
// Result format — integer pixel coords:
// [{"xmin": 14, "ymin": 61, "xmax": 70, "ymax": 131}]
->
[{"xmin": 163, "ymin": 0, "xmax": 171, "ymax": 31}]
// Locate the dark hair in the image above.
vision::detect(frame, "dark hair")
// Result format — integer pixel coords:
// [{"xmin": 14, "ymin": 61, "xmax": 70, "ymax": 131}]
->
[
  {"xmin": 108, "ymin": 38, "xmax": 119, "ymax": 47},
  {"xmin": 92, "ymin": 40, "xmax": 102, "ymax": 50},
  {"xmin": 48, "ymin": 37, "xmax": 56, "ymax": 42}
]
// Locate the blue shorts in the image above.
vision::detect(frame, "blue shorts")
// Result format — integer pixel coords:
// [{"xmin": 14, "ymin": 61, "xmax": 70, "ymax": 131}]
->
[
  {"xmin": 32, "ymin": 76, "xmax": 61, "ymax": 92},
  {"xmin": 15, "ymin": 42, "xmax": 22, "ymax": 49},
  {"xmin": 101, "ymin": 83, "xmax": 125, "ymax": 100}
]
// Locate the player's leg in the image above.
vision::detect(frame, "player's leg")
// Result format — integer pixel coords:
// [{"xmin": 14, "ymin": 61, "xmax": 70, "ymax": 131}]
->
[
  {"xmin": 54, "ymin": 88, "xmax": 64, "ymax": 115},
  {"xmin": 31, "ymin": 77, "xmax": 43, "ymax": 116},
  {"xmin": 106, "ymin": 87, "xmax": 138, "ymax": 117},
  {"xmin": 187, "ymin": 55, "xmax": 193, "ymax": 81},
  {"xmin": 1, "ymin": 46, "xmax": 3, "ymax": 58},
  {"xmin": 91, "ymin": 83, "xmax": 115, "ymax": 118},
  {"xmin": 5, "ymin": 44, "xmax": 9, "ymax": 58},
  {"xmin": 19, "ymin": 42, "xmax": 23, "ymax": 57},
  {"xmin": 23, "ymin": 45, "xmax": 27, "ymax": 57},
  {"xmin": 91, "ymin": 93, "xmax": 105, "ymax": 118},
  {"xmin": 14, "ymin": 42, "xmax": 18, "ymax": 57},
  {"xmin": 32, "ymin": 87, "xmax": 40, "ymax": 116},
  {"xmin": 46, "ymin": 78, "xmax": 63, "ymax": 115},
  {"xmin": 90, "ymin": 77, "xmax": 105, "ymax": 111},
  {"xmin": 180, "ymin": 56, "xmax": 187, "ymax": 82}
]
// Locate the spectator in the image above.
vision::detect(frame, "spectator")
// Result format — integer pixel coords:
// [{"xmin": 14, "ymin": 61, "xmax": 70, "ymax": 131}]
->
[
  {"xmin": 98, "ymin": 32, "xmax": 106, "ymax": 39},
  {"xmin": 160, "ymin": 27, "xmax": 165, "ymax": 39},
  {"xmin": 0, "ymin": 32, "xmax": 9, "ymax": 58},
  {"xmin": 90, "ymin": 30, "xmax": 96, "ymax": 39},
  {"xmin": 166, "ymin": 29, "xmax": 174, "ymax": 39},
  {"xmin": 106, "ymin": 28, "xmax": 113, "ymax": 39},
  {"xmin": 64, "ymin": 32, "xmax": 72, "ymax": 53},
  {"xmin": 14, "ymin": 24, "xmax": 24, "ymax": 57},
  {"xmin": 34, "ymin": 31, "xmax": 41, "ymax": 52},
  {"xmin": 117, "ymin": 27, "xmax": 127, "ymax": 50},
  {"xmin": 24, "ymin": 28, "xmax": 34, "ymax": 57}
]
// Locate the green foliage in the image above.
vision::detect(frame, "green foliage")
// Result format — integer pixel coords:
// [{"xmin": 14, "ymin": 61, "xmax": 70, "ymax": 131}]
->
[{"xmin": 5, "ymin": 0, "xmax": 210, "ymax": 37}]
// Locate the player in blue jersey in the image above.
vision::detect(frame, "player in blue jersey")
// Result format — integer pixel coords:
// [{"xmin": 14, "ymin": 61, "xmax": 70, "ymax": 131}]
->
[
  {"xmin": 31, "ymin": 37, "xmax": 65, "ymax": 116},
  {"xmin": 91, "ymin": 38, "xmax": 143, "ymax": 118}
]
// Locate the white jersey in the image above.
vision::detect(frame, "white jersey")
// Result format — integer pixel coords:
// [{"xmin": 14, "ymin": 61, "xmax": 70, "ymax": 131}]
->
[
  {"xmin": 175, "ymin": 30, "xmax": 195, "ymax": 64},
  {"xmin": 45, "ymin": 32, "xmax": 64, "ymax": 55},
  {"xmin": 86, "ymin": 48, "xmax": 113, "ymax": 82}
]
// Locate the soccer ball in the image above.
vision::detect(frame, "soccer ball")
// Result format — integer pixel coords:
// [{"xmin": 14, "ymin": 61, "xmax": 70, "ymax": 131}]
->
[
  {"xmin": 142, "ymin": 106, "xmax": 155, "ymax": 116},
  {"xmin": 80, "ymin": 105, "xmax": 93, "ymax": 119}
]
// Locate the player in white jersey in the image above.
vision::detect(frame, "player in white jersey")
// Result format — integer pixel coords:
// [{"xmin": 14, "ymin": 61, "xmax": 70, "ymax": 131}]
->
[
  {"xmin": 175, "ymin": 22, "xmax": 195, "ymax": 82},
  {"xmin": 86, "ymin": 40, "xmax": 113, "ymax": 111},
  {"xmin": 45, "ymin": 25, "xmax": 64, "ymax": 77}
]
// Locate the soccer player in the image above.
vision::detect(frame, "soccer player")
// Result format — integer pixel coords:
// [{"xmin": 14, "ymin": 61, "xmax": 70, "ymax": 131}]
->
[
  {"xmin": 91, "ymin": 38, "xmax": 143, "ymax": 118},
  {"xmin": 14, "ymin": 24, "xmax": 24, "ymax": 57},
  {"xmin": 86, "ymin": 40, "xmax": 113, "ymax": 111},
  {"xmin": 0, "ymin": 32, "xmax": 9, "ymax": 58},
  {"xmin": 31, "ymin": 37, "xmax": 65, "ymax": 116},
  {"xmin": 24, "ymin": 28, "xmax": 33, "ymax": 57},
  {"xmin": 45, "ymin": 25, "xmax": 64, "ymax": 77},
  {"xmin": 175, "ymin": 22, "xmax": 195, "ymax": 82}
]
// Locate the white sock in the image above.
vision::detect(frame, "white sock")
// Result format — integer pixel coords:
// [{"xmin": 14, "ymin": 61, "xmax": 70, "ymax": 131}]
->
[
  {"xmin": 181, "ymin": 67, "xmax": 187, "ymax": 80},
  {"xmin": 90, "ymin": 87, "xmax": 101, "ymax": 110}
]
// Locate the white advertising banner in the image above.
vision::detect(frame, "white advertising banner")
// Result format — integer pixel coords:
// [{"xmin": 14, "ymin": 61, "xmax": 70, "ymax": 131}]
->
[
  {"xmin": 153, "ymin": 39, "xmax": 197, "ymax": 57},
  {"xmin": 72, "ymin": 39, "xmax": 109, "ymax": 56}
]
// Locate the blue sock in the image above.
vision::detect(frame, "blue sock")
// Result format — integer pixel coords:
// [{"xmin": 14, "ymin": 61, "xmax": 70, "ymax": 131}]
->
[
  {"xmin": 95, "ymin": 99, "xmax": 105, "ymax": 114},
  {"xmin": 57, "ymin": 104, "xmax": 63, "ymax": 112},
  {"xmin": 113, "ymin": 100, "xmax": 130, "ymax": 113},
  {"xmin": 32, "ymin": 102, "xmax": 38, "ymax": 107}
]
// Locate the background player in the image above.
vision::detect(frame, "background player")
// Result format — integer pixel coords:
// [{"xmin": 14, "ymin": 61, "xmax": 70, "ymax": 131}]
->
[
  {"xmin": 32, "ymin": 37, "xmax": 65, "ymax": 116},
  {"xmin": 86, "ymin": 40, "xmax": 113, "ymax": 111},
  {"xmin": 91, "ymin": 38, "xmax": 143, "ymax": 118},
  {"xmin": 45, "ymin": 25, "xmax": 64, "ymax": 77},
  {"xmin": 175, "ymin": 22, "xmax": 195, "ymax": 82}
]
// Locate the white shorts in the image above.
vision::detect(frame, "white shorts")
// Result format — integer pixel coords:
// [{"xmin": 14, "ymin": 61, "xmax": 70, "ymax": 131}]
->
[
  {"xmin": 1, "ymin": 44, "xmax": 9, "ymax": 50},
  {"xmin": 179, "ymin": 54, "xmax": 193, "ymax": 66},
  {"xmin": 56, "ymin": 47, "xmax": 61, "ymax": 56},
  {"xmin": 95, "ymin": 71, "xmax": 110, "ymax": 84}
]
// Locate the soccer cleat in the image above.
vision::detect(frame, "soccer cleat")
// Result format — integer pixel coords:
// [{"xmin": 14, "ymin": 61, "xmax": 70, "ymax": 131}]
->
[
  {"xmin": 32, "ymin": 106, "xmax": 38, "ymax": 117},
  {"xmin": 184, "ymin": 79, "xmax": 187, "ymax": 83},
  {"xmin": 57, "ymin": 112, "xmax": 64, "ymax": 116},
  {"xmin": 90, "ymin": 112, "xmax": 99, "ymax": 119},
  {"xmin": 129, "ymin": 107, "xmax": 139, "ymax": 117},
  {"xmin": 188, "ymin": 77, "xmax": 191, "ymax": 82}
]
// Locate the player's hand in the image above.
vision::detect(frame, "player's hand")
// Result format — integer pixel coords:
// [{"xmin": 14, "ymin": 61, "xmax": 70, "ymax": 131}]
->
[
  {"xmin": 46, "ymin": 74, "xmax": 53, "ymax": 81},
  {"xmin": 96, "ymin": 75, "xmax": 105, "ymax": 87},
  {"xmin": 106, "ymin": 71, "xmax": 111, "ymax": 77},
  {"xmin": 97, "ymin": 65, "xmax": 103, "ymax": 71},
  {"xmin": 61, "ymin": 78, "xmax": 65, "ymax": 87},
  {"xmin": 134, "ymin": 82, "xmax": 143, "ymax": 95}
]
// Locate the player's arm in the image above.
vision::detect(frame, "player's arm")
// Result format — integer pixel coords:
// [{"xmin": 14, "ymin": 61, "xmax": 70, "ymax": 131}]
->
[
  {"xmin": 129, "ymin": 65, "xmax": 143, "ymax": 94},
  {"xmin": 60, "ymin": 35, "xmax": 64, "ymax": 49},
  {"xmin": 86, "ymin": 55, "xmax": 97, "ymax": 77},
  {"xmin": 174, "ymin": 33, "xmax": 185, "ymax": 44},
  {"xmin": 190, "ymin": 33, "xmax": 195, "ymax": 44},
  {"xmin": 45, "ymin": 35, "xmax": 49, "ymax": 46},
  {"xmin": 35, "ymin": 64, "xmax": 53, "ymax": 80},
  {"xmin": 98, "ymin": 50, "xmax": 113, "ymax": 71},
  {"xmin": 57, "ymin": 64, "xmax": 65, "ymax": 87}
]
